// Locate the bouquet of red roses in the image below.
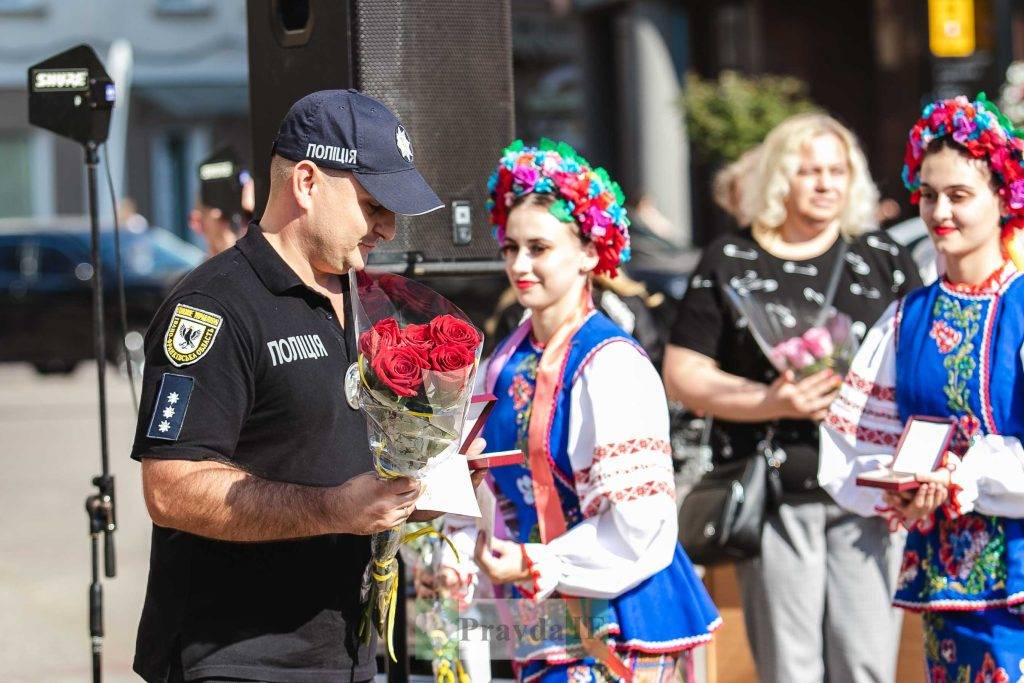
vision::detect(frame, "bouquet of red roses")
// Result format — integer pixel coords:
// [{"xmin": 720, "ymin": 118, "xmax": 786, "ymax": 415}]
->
[{"xmin": 344, "ymin": 270, "xmax": 482, "ymax": 658}]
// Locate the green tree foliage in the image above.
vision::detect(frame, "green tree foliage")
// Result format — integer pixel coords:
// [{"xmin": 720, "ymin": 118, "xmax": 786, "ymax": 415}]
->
[{"xmin": 681, "ymin": 71, "xmax": 819, "ymax": 163}]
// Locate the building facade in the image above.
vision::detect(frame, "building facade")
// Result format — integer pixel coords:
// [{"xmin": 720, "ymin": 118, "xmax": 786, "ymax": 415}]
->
[{"xmin": 0, "ymin": 0, "xmax": 249, "ymax": 242}]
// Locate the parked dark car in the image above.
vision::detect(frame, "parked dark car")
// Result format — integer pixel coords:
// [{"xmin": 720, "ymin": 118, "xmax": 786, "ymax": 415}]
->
[{"xmin": 0, "ymin": 216, "xmax": 203, "ymax": 374}]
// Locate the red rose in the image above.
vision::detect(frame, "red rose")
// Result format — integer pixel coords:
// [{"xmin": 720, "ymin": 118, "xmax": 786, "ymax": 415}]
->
[
  {"xmin": 428, "ymin": 314, "xmax": 480, "ymax": 351},
  {"xmin": 429, "ymin": 342, "xmax": 476, "ymax": 372},
  {"xmin": 371, "ymin": 345, "xmax": 428, "ymax": 397},
  {"xmin": 402, "ymin": 322, "xmax": 432, "ymax": 351},
  {"xmin": 424, "ymin": 343, "xmax": 477, "ymax": 405},
  {"xmin": 359, "ymin": 317, "xmax": 402, "ymax": 358}
]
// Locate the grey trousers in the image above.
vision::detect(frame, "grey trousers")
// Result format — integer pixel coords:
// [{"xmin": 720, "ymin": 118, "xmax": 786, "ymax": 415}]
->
[{"xmin": 736, "ymin": 493, "xmax": 903, "ymax": 683}]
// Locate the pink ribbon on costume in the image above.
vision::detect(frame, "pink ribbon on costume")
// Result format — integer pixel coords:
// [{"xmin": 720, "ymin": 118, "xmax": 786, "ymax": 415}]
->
[{"xmin": 491, "ymin": 287, "xmax": 594, "ymax": 544}]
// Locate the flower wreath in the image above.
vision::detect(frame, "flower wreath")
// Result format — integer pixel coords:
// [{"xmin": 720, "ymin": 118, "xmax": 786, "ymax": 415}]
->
[
  {"xmin": 902, "ymin": 93, "xmax": 1024, "ymax": 246},
  {"xmin": 485, "ymin": 139, "xmax": 630, "ymax": 277}
]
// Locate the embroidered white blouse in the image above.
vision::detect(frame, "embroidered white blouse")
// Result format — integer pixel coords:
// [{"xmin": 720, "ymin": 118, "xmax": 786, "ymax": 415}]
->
[
  {"xmin": 818, "ymin": 301, "xmax": 1024, "ymax": 518},
  {"xmin": 444, "ymin": 340, "xmax": 678, "ymax": 601}
]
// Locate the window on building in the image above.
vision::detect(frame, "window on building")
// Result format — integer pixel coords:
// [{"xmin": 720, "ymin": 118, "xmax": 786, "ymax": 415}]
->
[
  {"xmin": 0, "ymin": 134, "xmax": 33, "ymax": 219},
  {"xmin": 152, "ymin": 130, "xmax": 198, "ymax": 240}
]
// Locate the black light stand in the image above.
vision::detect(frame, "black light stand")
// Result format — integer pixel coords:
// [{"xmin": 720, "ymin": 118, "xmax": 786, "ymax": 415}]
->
[
  {"xmin": 28, "ymin": 45, "xmax": 117, "ymax": 683},
  {"xmin": 84, "ymin": 139, "xmax": 118, "ymax": 683}
]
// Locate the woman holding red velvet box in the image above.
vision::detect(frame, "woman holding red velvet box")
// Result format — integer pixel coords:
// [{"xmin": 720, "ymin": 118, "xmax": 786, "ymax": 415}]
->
[
  {"xmin": 820, "ymin": 95, "xmax": 1024, "ymax": 678},
  {"xmin": 433, "ymin": 140, "xmax": 720, "ymax": 682}
]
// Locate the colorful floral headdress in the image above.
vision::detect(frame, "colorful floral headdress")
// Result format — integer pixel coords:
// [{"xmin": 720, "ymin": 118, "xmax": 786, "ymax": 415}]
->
[
  {"xmin": 902, "ymin": 93, "xmax": 1024, "ymax": 248},
  {"xmin": 486, "ymin": 139, "xmax": 630, "ymax": 277}
]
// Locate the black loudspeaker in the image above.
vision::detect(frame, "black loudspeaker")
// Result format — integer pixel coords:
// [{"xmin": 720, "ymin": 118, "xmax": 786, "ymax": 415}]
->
[{"xmin": 246, "ymin": 0, "xmax": 514, "ymax": 273}]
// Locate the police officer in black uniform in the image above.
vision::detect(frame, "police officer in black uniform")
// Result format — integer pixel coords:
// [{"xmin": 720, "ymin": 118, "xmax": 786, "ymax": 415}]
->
[{"xmin": 130, "ymin": 90, "xmax": 485, "ymax": 682}]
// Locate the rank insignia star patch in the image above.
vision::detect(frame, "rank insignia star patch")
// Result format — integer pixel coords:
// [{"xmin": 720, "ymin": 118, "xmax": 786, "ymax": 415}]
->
[
  {"xmin": 164, "ymin": 303, "xmax": 223, "ymax": 366},
  {"xmin": 146, "ymin": 373, "xmax": 194, "ymax": 441}
]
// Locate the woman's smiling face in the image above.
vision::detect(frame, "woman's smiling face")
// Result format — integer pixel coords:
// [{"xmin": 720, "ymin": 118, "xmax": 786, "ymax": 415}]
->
[
  {"xmin": 918, "ymin": 145, "xmax": 1004, "ymax": 260},
  {"xmin": 501, "ymin": 200, "xmax": 597, "ymax": 313}
]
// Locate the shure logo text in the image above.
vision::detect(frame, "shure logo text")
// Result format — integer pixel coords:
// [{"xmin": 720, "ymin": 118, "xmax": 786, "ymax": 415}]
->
[{"xmin": 33, "ymin": 69, "xmax": 89, "ymax": 91}]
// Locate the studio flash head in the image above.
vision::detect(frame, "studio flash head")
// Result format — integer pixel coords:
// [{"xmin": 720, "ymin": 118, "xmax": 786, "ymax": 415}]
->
[{"xmin": 28, "ymin": 44, "xmax": 114, "ymax": 145}]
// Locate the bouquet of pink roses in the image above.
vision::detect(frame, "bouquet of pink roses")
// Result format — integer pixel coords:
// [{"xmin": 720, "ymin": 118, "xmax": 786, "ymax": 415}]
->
[
  {"xmin": 344, "ymin": 270, "xmax": 482, "ymax": 659},
  {"xmin": 723, "ymin": 285, "xmax": 858, "ymax": 379}
]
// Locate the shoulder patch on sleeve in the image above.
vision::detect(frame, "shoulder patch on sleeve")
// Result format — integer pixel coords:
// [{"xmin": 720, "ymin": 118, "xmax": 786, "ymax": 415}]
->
[
  {"xmin": 147, "ymin": 373, "xmax": 195, "ymax": 441},
  {"xmin": 164, "ymin": 302, "xmax": 223, "ymax": 367}
]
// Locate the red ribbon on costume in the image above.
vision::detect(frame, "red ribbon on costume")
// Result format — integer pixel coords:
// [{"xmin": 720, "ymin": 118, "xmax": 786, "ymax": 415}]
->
[{"xmin": 526, "ymin": 286, "xmax": 594, "ymax": 544}]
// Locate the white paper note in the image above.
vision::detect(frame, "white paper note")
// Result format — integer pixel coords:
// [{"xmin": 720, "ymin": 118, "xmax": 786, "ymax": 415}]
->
[
  {"xmin": 415, "ymin": 452, "xmax": 481, "ymax": 517},
  {"xmin": 475, "ymin": 481, "xmax": 497, "ymax": 540}
]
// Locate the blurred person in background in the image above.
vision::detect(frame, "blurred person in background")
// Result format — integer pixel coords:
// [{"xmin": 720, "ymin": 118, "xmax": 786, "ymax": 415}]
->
[
  {"xmin": 188, "ymin": 146, "xmax": 254, "ymax": 258},
  {"xmin": 117, "ymin": 196, "xmax": 150, "ymax": 233},
  {"xmin": 435, "ymin": 140, "xmax": 720, "ymax": 682},
  {"xmin": 663, "ymin": 113, "xmax": 921, "ymax": 683},
  {"xmin": 820, "ymin": 95, "xmax": 1024, "ymax": 681},
  {"xmin": 711, "ymin": 144, "xmax": 762, "ymax": 228}
]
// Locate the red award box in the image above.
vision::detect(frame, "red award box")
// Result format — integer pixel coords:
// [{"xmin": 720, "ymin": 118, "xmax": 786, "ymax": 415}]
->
[
  {"xmin": 460, "ymin": 393, "xmax": 524, "ymax": 470},
  {"xmin": 855, "ymin": 415, "xmax": 957, "ymax": 491}
]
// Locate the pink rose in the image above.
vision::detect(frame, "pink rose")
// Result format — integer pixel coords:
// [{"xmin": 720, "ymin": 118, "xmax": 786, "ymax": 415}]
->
[
  {"xmin": 1008, "ymin": 178, "xmax": 1024, "ymax": 210},
  {"xmin": 801, "ymin": 326, "xmax": 835, "ymax": 359},
  {"xmin": 772, "ymin": 337, "xmax": 815, "ymax": 371},
  {"xmin": 512, "ymin": 165, "xmax": 539, "ymax": 192}
]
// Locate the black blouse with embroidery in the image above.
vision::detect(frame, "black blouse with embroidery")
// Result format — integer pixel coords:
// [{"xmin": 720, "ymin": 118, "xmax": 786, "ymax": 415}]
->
[{"xmin": 669, "ymin": 229, "xmax": 923, "ymax": 494}]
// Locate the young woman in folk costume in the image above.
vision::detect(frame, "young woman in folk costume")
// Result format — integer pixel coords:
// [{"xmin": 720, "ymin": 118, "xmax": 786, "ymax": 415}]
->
[
  {"xmin": 820, "ymin": 95, "xmax": 1024, "ymax": 679},
  {"xmin": 437, "ymin": 140, "xmax": 720, "ymax": 682}
]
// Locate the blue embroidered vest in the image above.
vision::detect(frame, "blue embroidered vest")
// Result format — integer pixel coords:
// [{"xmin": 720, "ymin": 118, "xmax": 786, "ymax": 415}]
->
[
  {"xmin": 484, "ymin": 312, "xmax": 637, "ymax": 541},
  {"xmin": 894, "ymin": 271, "xmax": 1024, "ymax": 610},
  {"xmin": 483, "ymin": 311, "xmax": 721, "ymax": 659}
]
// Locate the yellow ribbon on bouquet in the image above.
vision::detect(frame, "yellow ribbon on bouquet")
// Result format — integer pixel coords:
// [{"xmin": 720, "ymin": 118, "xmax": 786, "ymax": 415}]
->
[{"xmin": 363, "ymin": 525, "xmax": 461, "ymax": 663}]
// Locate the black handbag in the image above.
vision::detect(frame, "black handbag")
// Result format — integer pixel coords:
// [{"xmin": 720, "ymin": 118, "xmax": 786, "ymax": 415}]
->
[{"xmin": 678, "ymin": 428, "xmax": 784, "ymax": 565}]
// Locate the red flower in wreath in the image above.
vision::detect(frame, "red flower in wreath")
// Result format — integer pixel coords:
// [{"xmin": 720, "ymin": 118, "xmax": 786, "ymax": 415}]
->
[
  {"xmin": 974, "ymin": 652, "xmax": 1009, "ymax": 683},
  {"xmin": 938, "ymin": 515, "xmax": 990, "ymax": 581},
  {"xmin": 929, "ymin": 664, "xmax": 948, "ymax": 683}
]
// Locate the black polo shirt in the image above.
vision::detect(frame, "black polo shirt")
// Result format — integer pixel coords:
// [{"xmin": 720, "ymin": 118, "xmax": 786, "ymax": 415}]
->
[{"xmin": 130, "ymin": 224, "xmax": 375, "ymax": 682}]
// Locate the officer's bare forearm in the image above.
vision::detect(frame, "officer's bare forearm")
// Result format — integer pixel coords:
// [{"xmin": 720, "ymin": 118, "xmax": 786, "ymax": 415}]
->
[{"xmin": 141, "ymin": 457, "xmax": 345, "ymax": 541}]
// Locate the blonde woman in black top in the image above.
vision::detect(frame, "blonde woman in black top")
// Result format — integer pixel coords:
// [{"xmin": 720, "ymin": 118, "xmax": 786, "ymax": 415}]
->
[{"xmin": 664, "ymin": 113, "xmax": 922, "ymax": 683}]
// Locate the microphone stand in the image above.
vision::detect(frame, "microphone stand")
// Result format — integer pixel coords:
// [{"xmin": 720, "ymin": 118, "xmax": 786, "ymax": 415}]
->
[{"xmin": 83, "ymin": 139, "xmax": 118, "ymax": 683}]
